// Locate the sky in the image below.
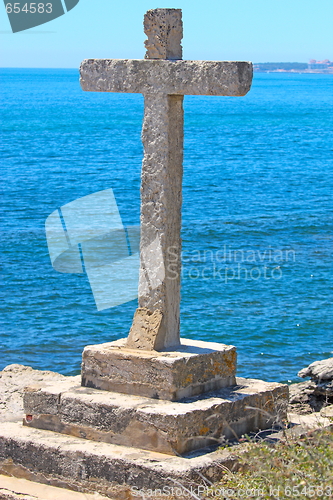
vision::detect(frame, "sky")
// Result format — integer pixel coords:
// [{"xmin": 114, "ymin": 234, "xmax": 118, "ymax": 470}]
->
[{"xmin": 1, "ymin": 0, "xmax": 333, "ymax": 68}]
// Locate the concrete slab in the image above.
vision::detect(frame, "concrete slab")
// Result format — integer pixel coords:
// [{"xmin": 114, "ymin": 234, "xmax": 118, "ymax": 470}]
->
[
  {"xmin": 23, "ymin": 377, "xmax": 288, "ymax": 455},
  {"xmin": 81, "ymin": 338, "xmax": 237, "ymax": 400},
  {"xmin": 0, "ymin": 422, "xmax": 240, "ymax": 498}
]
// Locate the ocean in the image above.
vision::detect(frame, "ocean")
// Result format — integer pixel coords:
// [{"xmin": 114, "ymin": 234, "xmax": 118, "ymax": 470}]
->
[{"xmin": 1, "ymin": 68, "xmax": 332, "ymax": 383}]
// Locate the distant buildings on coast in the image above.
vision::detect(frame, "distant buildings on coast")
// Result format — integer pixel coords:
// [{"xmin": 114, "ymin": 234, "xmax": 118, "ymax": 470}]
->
[{"xmin": 254, "ymin": 60, "xmax": 333, "ymax": 73}]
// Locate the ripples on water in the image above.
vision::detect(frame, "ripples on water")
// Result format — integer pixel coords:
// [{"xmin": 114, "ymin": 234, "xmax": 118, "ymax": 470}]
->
[{"xmin": 1, "ymin": 69, "xmax": 332, "ymax": 382}]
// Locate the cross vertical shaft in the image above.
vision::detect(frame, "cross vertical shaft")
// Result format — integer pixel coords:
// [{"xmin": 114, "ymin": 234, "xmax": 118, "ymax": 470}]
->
[
  {"xmin": 139, "ymin": 93, "xmax": 183, "ymax": 349},
  {"xmin": 137, "ymin": 10, "xmax": 183, "ymax": 349}
]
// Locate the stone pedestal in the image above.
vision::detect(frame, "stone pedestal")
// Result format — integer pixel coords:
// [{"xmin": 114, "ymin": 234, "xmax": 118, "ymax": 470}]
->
[
  {"xmin": 20, "ymin": 339, "xmax": 288, "ymax": 458},
  {"xmin": 81, "ymin": 338, "xmax": 237, "ymax": 400},
  {"xmin": 20, "ymin": 338, "xmax": 289, "ymax": 459},
  {"xmin": 0, "ymin": 346, "xmax": 289, "ymax": 497}
]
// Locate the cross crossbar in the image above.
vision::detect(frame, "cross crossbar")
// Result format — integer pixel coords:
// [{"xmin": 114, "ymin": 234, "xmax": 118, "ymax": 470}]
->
[{"xmin": 80, "ymin": 59, "xmax": 252, "ymax": 96}]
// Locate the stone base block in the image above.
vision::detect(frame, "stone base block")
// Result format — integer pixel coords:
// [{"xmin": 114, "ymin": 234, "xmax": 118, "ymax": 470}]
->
[
  {"xmin": 23, "ymin": 377, "xmax": 288, "ymax": 455},
  {"xmin": 81, "ymin": 338, "xmax": 237, "ymax": 401},
  {"xmin": 0, "ymin": 421, "xmax": 241, "ymax": 498}
]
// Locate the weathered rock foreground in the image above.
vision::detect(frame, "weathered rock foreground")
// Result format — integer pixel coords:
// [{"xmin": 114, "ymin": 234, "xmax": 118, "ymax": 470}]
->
[
  {"xmin": 298, "ymin": 357, "xmax": 333, "ymax": 381},
  {"xmin": 289, "ymin": 357, "xmax": 333, "ymax": 414},
  {"xmin": 0, "ymin": 364, "xmax": 78, "ymax": 423}
]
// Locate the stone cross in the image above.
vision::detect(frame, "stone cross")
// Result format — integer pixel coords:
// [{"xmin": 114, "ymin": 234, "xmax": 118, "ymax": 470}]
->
[{"xmin": 80, "ymin": 8, "xmax": 252, "ymax": 351}]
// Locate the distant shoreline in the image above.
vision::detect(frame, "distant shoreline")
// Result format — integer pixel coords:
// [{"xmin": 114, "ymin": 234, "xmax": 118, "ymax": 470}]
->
[
  {"xmin": 254, "ymin": 60, "xmax": 333, "ymax": 74},
  {"xmin": 255, "ymin": 69, "xmax": 333, "ymax": 74}
]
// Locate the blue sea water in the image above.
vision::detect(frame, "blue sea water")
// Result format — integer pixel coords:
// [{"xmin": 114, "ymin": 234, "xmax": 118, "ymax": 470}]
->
[{"xmin": 1, "ymin": 68, "xmax": 332, "ymax": 383}]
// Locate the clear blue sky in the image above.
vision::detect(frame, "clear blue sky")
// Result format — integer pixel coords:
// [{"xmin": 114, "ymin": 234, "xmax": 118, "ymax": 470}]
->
[{"xmin": 1, "ymin": 0, "xmax": 333, "ymax": 68}]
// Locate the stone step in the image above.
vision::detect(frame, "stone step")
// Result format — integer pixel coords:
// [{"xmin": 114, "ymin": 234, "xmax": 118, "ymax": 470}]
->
[
  {"xmin": 23, "ymin": 377, "xmax": 288, "ymax": 455},
  {"xmin": 0, "ymin": 421, "xmax": 240, "ymax": 498},
  {"xmin": 0, "ymin": 475, "xmax": 109, "ymax": 500}
]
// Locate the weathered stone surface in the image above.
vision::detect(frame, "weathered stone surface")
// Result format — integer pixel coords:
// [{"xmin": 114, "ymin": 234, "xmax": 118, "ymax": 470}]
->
[
  {"xmin": 289, "ymin": 358, "xmax": 333, "ymax": 414},
  {"xmin": 138, "ymin": 92, "xmax": 183, "ymax": 348},
  {"xmin": 289, "ymin": 379, "xmax": 333, "ymax": 414},
  {"xmin": 80, "ymin": 59, "xmax": 253, "ymax": 97},
  {"xmin": 285, "ymin": 412, "xmax": 333, "ymax": 437},
  {"xmin": 0, "ymin": 364, "xmax": 79, "ymax": 423},
  {"xmin": 298, "ymin": 357, "xmax": 333, "ymax": 381},
  {"xmin": 0, "ymin": 363, "xmax": 287, "ymax": 496},
  {"xmin": 0, "ymin": 489, "xmax": 35, "ymax": 500},
  {"xmin": 0, "ymin": 422, "xmax": 240, "ymax": 497},
  {"xmin": 139, "ymin": 8, "xmax": 183, "ymax": 351},
  {"xmin": 266, "ymin": 411, "xmax": 333, "ymax": 442},
  {"xmin": 126, "ymin": 308, "xmax": 165, "ymax": 350},
  {"xmin": 144, "ymin": 8, "xmax": 182, "ymax": 60},
  {"xmin": 289, "ymin": 380, "xmax": 317, "ymax": 403},
  {"xmin": 0, "ymin": 475, "xmax": 109, "ymax": 500},
  {"xmin": 320, "ymin": 404, "xmax": 333, "ymax": 418},
  {"xmin": 2, "ymin": 411, "xmax": 330, "ymax": 499},
  {"xmin": 288, "ymin": 381, "xmax": 317, "ymax": 414},
  {"xmin": 311, "ymin": 380, "xmax": 333, "ymax": 397},
  {"xmin": 81, "ymin": 338, "xmax": 237, "ymax": 400},
  {"xmin": 23, "ymin": 377, "xmax": 288, "ymax": 455}
]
